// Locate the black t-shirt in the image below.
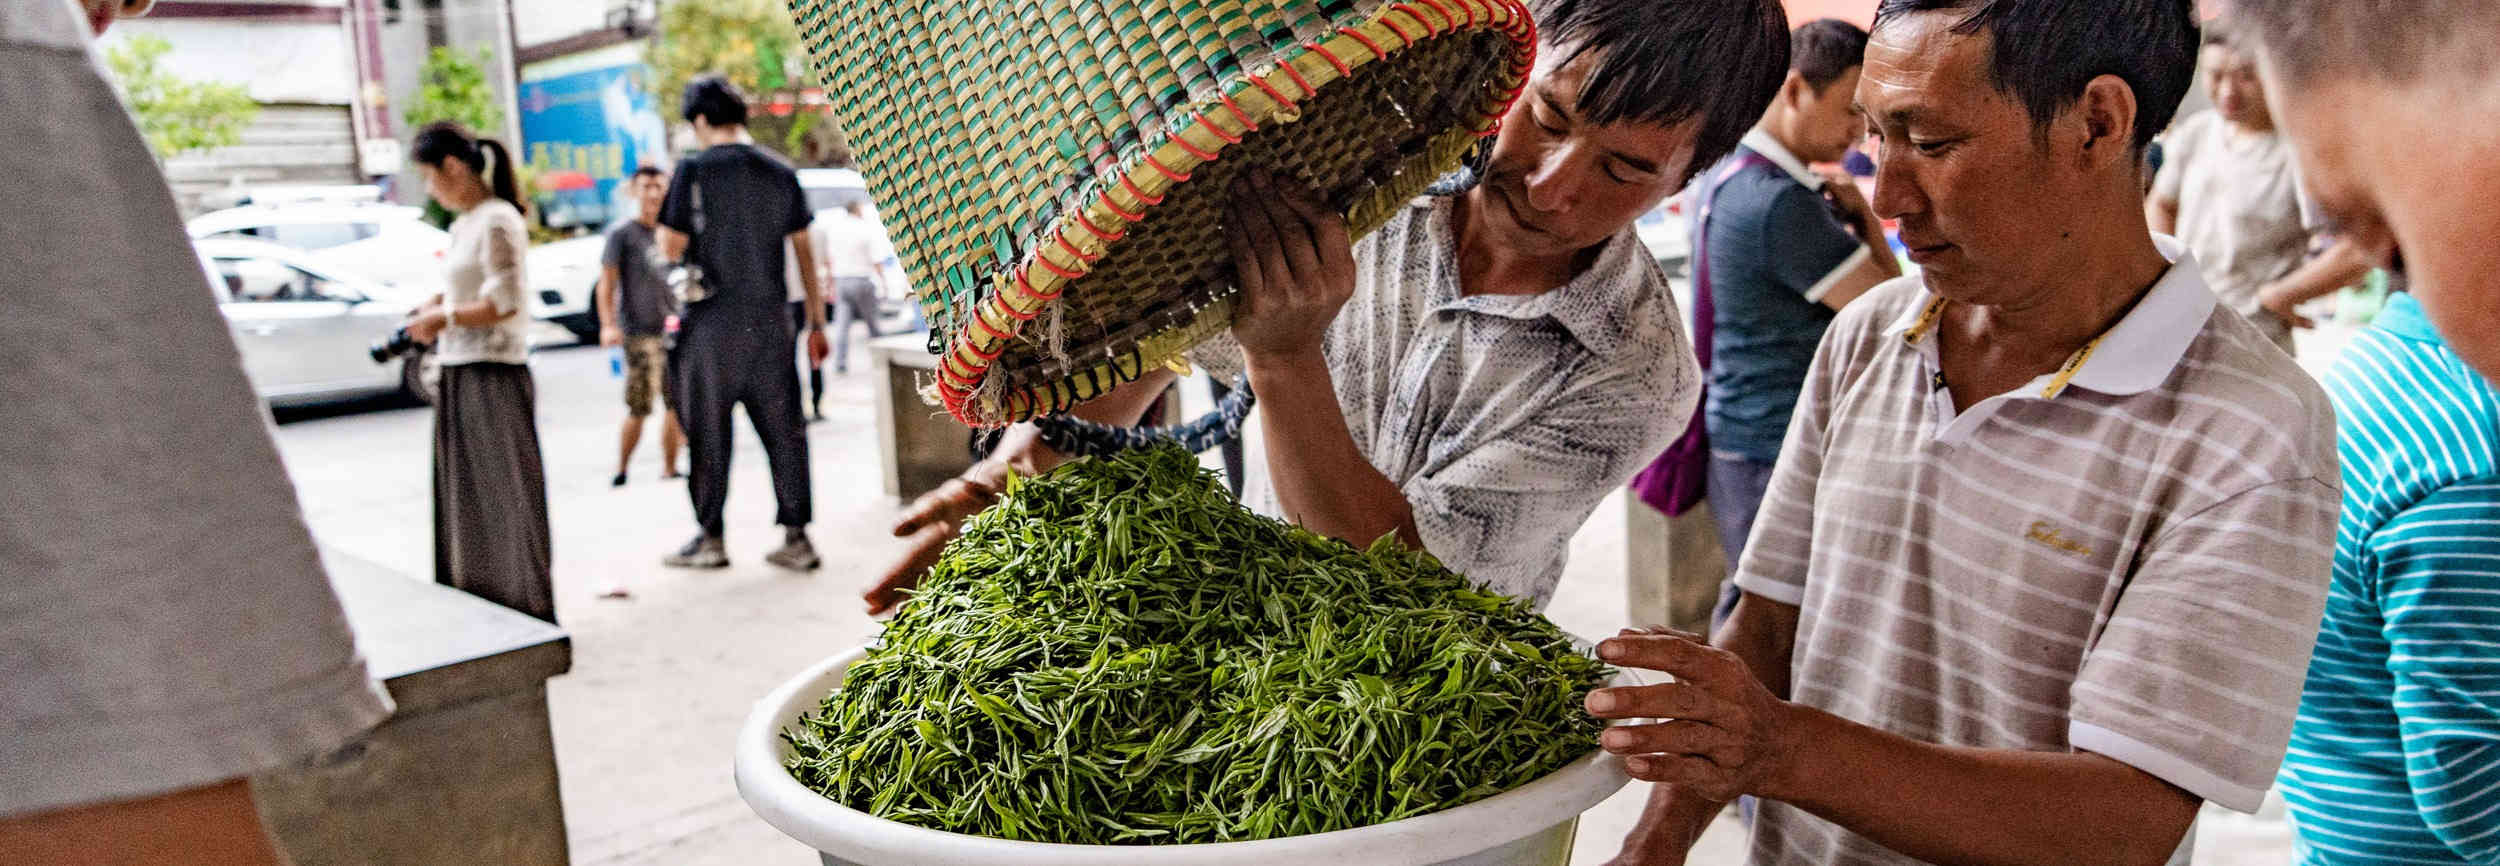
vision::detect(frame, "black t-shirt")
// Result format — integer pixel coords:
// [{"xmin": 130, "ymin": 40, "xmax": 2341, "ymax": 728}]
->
[
  {"xmin": 658, "ymin": 143, "xmax": 812, "ymax": 323},
  {"xmin": 600, "ymin": 220, "xmax": 673, "ymax": 335}
]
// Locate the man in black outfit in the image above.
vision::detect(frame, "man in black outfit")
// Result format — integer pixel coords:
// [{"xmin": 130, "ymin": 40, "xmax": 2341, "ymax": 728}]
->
[{"xmin": 655, "ymin": 75, "xmax": 826, "ymax": 571}]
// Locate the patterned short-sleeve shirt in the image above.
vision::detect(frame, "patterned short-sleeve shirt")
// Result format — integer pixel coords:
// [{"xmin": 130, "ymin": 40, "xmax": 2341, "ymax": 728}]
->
[{"xmin": 1197, "ymin": 195, "xmax": 1698, "ymax": 605}]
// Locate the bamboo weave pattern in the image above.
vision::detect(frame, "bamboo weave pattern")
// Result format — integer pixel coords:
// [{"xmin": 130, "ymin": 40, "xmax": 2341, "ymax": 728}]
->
[{"xmin": 789, "ymin": 0, "xmax": 1536, "ymax": 425}]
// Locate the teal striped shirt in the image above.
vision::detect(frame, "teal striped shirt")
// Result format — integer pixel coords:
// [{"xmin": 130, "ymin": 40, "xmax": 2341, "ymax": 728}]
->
[{"xmin": 2280, "ymin": 293, "xmax": 2500, "ymax": 864}]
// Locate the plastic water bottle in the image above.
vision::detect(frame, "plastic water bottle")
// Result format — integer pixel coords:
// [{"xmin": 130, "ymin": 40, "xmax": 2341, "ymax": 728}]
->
[{"xmin": 608, "ymin": 345, "xmax": 625, "ymax": 379}]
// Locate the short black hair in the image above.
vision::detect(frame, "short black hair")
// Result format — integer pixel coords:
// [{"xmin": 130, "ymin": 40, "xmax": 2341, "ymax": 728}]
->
[
  {"xmin": 2234, "ymin": 0, "xmax": 2493, "ymax": 87},
  {"xmin": 632, "ymin": 164, "xmax": 665, "ymax": 180},
  {"xmin": 681, "ymin": 75, "xmax": 749, "ymax": 127},
  {"xmin": 1533, "ymin": 0, "xmax": 1791, "ymax": 185},
  {"xmin": 1872, "ymin": 0, "xmax": 2198, "ymax": 152},
  {"xmin": 1792, "ymin": 19, "xmax": 1871, "ymax": 93}
]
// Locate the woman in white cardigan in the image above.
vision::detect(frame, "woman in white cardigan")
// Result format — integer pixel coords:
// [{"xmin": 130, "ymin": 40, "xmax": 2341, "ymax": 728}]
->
[{"xmin": 402, "ymin": 121, "xmax": 554, "ymax": 623}]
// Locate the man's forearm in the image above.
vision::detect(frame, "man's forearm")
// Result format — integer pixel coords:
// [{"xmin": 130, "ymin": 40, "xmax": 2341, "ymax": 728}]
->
[
  {"xmin": 0, "ymin": 779, "xmax": 284, "ymax": 866},
  {"xmin": 596, "ymin": 270, "xmax": 620, "ymax": 331},
  {"xmin": 657, "ymin": 226, "xmax": 688, "ymax": 262},
  {"xmin": 976, "ymin": 370, "xmax": 1180, "ymax": 484},
  {"xmin": 1762, "ymin": 708, "xmax": 2198, "ymax": 866},
  {"xmin": 1246, "ymin": 352, "xmax": 1420, "ymax": 549},
  {"xmin": 791, "ymin": 234, "xmax": 826, "ymax": 328},
  {"xmin": 2263, "ymin": 238, "xmax": 2372, "ymax": 308}
]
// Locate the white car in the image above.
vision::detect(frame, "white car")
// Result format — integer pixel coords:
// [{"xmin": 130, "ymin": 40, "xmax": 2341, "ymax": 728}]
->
[
  {"xmin": 188, "ymin": 202, "xmax": 452, "ymax": 296},
  {"xmin": 197, "ymin": 237, "xmax": 435, "ymax": 406},
  {"xmin": 526, "ymin": 234, "xmax": 605, "ymax": 342}
]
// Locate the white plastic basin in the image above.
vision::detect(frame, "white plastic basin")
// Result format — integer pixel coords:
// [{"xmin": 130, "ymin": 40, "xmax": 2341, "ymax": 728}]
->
[{"xmin": 736, "ymin": 647, "xmax": 1636, "ymax": 866}]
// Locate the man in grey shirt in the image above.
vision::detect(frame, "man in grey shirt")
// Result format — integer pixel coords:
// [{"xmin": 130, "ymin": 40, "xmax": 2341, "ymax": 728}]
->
[
  {"xmin": 0, "ymin": 0, "xmax": 389, "ymax": 860},
  {"xmin": 598, "ymin": 164, "xmax": 683, "ymax": 489}
]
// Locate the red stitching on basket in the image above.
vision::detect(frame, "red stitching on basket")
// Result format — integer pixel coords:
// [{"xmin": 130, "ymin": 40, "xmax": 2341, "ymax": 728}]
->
[
  {"xmin": 1193, "ymin": 111, "xmax": 1242, "ymax": 145},
  {"xmin": 1143, "ymin": 153, "xmax": 1191, "ymax": 182},
  {"xmin": 1403, "ymin": 2, "xmax": 1444, "ymax": 35},
  {"xmin": 968, "ymin": 332, "xmax": 1011, "ymax": 363},
  {"xmin": 1171, "ymin": 130, "xmax": 1221, "ymax": 162},
  {"xmin": 1035, "ymin": 252, "xmax": 1087, "ymax": 280},
  {"xmin": 1340, "ymin": 27, "xmax": 1388, "ymax": 61},
  {"xmin": 969, "ymin": 310, "xmax": 1012, "ymax": 342},
  {"xmin": 1118, "ymin": 174, "xmax": 1165, "ymax": 206},
  {"xmin": 1052, "ymin": 227, "xmax": 1100, "ymax": 263},
  {"xmin": 1454, "ymin": 0, "xmax": 1479, "ymax": 27},
  {"xmin": 1008, "ymin": 271, "xmax": 1053, "ymax": 311},
  {"xmin": 938, "ymin": 359, "xmax": 976, "ymax": 391},
  {"xmin": 1417, "ymin": 0, "xmax": 1456, "ymax": 32},
  {"xmin": 1217, "ymin": 92, "xmax": 1258, "ymax": 131},
  {"xmin": 1279, "ymin": 60, "xmax": 1314, "ymax": 98},
  {"xmin": 1098, "ymin": 189, "xmax": 1143, "ymax": 222},
  {"xmin": 1380, "ymin": 12, "xmax": 1416, "ymax": 45},
  {"xmin": 1022, "ymin": 268, "xmax": 1067, "ymax": 300},
  {"xmin": 1249, "ymin": 74, "xmax": 1296, "ymax": 111},
  {"xmin": 1074, "ymin": 210, "xmax": 1126, "ymax": 242},
  {"xmin": 1307, "ymin": 42, "xmax": 1352, "ymax": 77}
]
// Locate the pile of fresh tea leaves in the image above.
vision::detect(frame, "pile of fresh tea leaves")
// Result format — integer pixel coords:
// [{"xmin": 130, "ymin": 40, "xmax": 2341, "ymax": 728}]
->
[{"xmin": 783, "ymin": 444, "xmax": 1610, "ymax": 845}]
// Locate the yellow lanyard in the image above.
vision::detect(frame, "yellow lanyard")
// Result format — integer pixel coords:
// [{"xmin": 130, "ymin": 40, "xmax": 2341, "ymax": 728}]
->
[{"xmin": 1902, "ymin": 296, "xmax": 2108, "ymax": 400}]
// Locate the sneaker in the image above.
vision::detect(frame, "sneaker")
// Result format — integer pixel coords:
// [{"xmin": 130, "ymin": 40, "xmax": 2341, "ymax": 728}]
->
[
  {"xmin": 764, "ymin": 529, "xmax": 821, "ymax": 572},
  {"xmin": 662, "ymin": 534, "xmax": 728, "ymax": 569},
  {"xmin": 611, "ymin": 472, "xmax": 628, "ymax": 488}
]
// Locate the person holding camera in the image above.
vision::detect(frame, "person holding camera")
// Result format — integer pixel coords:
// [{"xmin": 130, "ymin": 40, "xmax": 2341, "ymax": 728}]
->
[{"xmin": 402, "ymin": 121, "xmax": 555, "ymax": 623}]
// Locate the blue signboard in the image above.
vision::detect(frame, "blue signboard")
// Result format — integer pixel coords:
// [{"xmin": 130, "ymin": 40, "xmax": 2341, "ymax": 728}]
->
[{"xmin": 518, "ymin": 56, "xmax": 667, "ymax": 230}]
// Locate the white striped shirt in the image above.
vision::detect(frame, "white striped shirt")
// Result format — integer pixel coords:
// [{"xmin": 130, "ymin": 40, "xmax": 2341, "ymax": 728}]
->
[{"xmin": 1734, "ymin": 245, "xmax": 2340, "ymax": 865}]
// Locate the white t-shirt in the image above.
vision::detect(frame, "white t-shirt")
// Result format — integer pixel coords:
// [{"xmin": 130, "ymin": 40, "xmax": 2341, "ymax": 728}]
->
[
  {"xmin": 811, "ymin": 209, "xmax": 886, "ymax": 283},
  {"xmin": 0, "ymin": 0, "xmax": 390, "ymax": 818},
  {"xmin": 2153, "ymin": 111, "xmax": 2310, "ymax": 346}
]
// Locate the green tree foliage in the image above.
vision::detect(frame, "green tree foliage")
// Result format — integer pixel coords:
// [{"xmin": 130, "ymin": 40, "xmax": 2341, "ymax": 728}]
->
[
  {"xmin": 102, "ymin": 34, "xmax": 259, "ymax": 162},
  {"xmin": 406, "ymin": 46, "xmax": 504, "ymax": 136},
  {"xmin": 646, "ymin": 0, "xmax": 847, "ymax": 165}
]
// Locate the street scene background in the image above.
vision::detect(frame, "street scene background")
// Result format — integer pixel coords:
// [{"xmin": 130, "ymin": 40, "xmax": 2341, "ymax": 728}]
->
[{"xmin": 108, "ymin": 0, "xmax": 2331, "ymax": 861}]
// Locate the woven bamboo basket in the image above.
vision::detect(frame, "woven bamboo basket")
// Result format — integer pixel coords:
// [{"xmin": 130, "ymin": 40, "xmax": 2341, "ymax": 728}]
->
[{"xmin": 790, "ymin": 0, "xmax": 1536, "ymax": 426}]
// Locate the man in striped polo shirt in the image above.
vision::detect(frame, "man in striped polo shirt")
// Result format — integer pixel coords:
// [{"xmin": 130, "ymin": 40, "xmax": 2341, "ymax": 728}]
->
[
  {"xmin": 1593, "ymin": 1, "xmax": 2341, "ymax": 864},
  {"xmin": 2273, "ymin": 290, "xmax": 2500, "ymax": 864}
]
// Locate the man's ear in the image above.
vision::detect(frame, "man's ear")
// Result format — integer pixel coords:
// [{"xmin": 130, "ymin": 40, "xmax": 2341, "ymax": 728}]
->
[
  {"xmin": 1781, "ymin": 70, "xmax": 1810, "ymax": 110},
  {"xmin": 2074, "ymin": 74, "xmax": 2140, "ymax": 169}
]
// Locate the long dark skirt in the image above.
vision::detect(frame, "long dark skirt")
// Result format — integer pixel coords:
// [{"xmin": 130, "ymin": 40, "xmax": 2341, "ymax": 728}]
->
[{"xmin": 433, "ymin": 362, "xmax": 554, "ymax": 623}]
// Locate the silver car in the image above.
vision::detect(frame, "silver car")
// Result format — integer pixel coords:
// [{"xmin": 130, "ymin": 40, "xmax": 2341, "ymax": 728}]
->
[{"xmin": 197, "ymin": 237, "xmax": 435, "ymax": 406}]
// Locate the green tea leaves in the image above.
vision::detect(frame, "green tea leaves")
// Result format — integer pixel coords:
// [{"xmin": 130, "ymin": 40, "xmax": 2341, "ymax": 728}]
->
[{"xmin": 782, "ymin": 444, "xmax": 1609, "ymax": 845}]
